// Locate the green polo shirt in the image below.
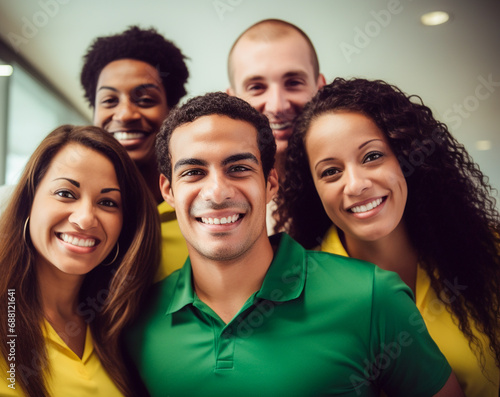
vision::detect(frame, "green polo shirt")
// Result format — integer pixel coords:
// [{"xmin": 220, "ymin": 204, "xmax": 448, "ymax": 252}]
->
[{"xmin": 127, "ymin": 233, "xmax": 451, "ymax": 396}]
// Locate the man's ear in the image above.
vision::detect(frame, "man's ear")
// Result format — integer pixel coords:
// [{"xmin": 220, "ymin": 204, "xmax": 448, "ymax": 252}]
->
[
  {"xmin": 317, "ymin": 73, "xmax": 326, "ymax": 89},
  {"xmin": 265, "ymin": 168, "xmax": 280, "ymax": 204},
  {"xmin": 159, "ymin": 174, "xmax": 175, "ymax": 208}
]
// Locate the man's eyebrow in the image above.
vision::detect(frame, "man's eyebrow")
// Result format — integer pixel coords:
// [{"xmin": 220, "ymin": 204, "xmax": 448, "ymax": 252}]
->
[
  {"xmin": 242, "ymin": 70, "xmax": 309, "ymax": 88},
  {"xmin": 222, "ymin": 153, "xmax": 259, "ymax": 166},
  {"xmin": 173, "ymin": 153, "xmax": 258, "ymax": 172},
  {"xmin": 283, "ymin": 70, "xmax": 309, "ymax": 79},
  {"xmin": 133, "ymin": 83, "xmax": 162, "ymax": 92},
  {"xmin": 174, "ymin": 158, "xmax": 208, "ymax": 172},
  {"xmin": 96, "ymin": 84, "xmax": 162, "ymax": 93},
  {"xmin": 242, "ymin": 75, "xmax": 265, "ymax": 86},
  {"xmin": 96, "ymin": 86, "xmax": 118, "ymax": 93}
]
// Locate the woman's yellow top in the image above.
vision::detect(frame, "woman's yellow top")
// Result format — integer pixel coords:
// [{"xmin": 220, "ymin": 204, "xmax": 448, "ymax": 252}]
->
[
  {"xmin": 321, "ymin": 225, "xmax": 499, "ymax": 397},
  {"xmin": 1, "ymin": 320, "xmax": 123, "ymax": 396}
]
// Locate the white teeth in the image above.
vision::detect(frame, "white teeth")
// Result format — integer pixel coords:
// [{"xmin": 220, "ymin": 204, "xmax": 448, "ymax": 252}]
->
[
  {"xmin": 60, "ymin": 233, "xmax": 96, "ymax": 247},
  {"xmin": 350, "ymin": 198, "xmax": 383, "ymax": 214},
  {"xmin": 114, "ymin": 132, "xmax": 144, "ymax": 140},
  {"xmin": 269, "ymin": 122, "xmax": 292, "ymax": 130},
  {"xmin": 201, "ymin": 214, "xmax": 240, "ymax": 225}
]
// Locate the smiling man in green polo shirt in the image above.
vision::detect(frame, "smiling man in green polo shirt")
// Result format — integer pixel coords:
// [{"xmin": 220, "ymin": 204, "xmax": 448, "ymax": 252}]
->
[{"xmin": 126, "ymin": 92, "xmax": 464, "ymax": 396}]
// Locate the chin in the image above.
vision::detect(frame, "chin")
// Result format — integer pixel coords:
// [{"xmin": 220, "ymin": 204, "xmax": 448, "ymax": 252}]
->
[
  {"xmin": 275, "ymin": 140, "xmax": 289, "ymax": 158},
  {"xmin": 130, "ymin": 151, "xmax": 154, "ymax": 165}
]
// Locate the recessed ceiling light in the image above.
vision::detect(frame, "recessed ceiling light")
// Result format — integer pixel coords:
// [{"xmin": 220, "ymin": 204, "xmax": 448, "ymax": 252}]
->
[
  {"xmin": 0, "ymin": 65, "xmax": 13, "ymax": 77},
  {"xmin": 421, "ymin": 11, "xmax": 450, "ymax": 26},
  {"xmin": 475, "ymin": 140, "xmax": 492, "ymax": 151}
]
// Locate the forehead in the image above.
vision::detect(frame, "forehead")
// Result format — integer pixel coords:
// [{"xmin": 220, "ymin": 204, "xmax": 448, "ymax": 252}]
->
[
  {"xmin": 306, "ymin": 112, "xmax": 387, "ymax": 149},
  {"xmin": 96, "ymin": 58, "xmax": 163, "ymax": 89},
  {"xmin": 43, "ymin": 143, "xmax": 115, "ymax": 180},
  {"xmin": 231, "ymin": 32, "xmax": 315, "ymax": 84},
  {"xmin": 169, "ymin": 115, "xmax": 261, "ymax": 163}
]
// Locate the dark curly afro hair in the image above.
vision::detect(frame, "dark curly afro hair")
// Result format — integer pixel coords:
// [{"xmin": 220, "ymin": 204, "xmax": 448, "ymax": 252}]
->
[{"xmin": 80, "ymin": 26, "xmax": 189, "ymax": 109}]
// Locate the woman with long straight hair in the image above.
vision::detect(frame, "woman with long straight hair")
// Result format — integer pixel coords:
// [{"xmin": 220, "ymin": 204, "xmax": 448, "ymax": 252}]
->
[{"xmin": 0, "ymin": 125, "xmax": 160, "ymax": 396}]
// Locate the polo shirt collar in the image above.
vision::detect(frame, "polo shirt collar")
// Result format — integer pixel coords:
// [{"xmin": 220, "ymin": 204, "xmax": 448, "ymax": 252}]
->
[
  {"xmin": 165, "ymin": 260, "xmax": 195, "ymax": 315},
  {"xmin": 165, "ymin": 233, "xmax": 306, "ymax": 315},
  {"xmin": 43, "ymin": 319, "xmax": 94, "ymax": 363},
  {"xmin": 256, "ymin": 233, "xmax": 306, "ymax": 302}
]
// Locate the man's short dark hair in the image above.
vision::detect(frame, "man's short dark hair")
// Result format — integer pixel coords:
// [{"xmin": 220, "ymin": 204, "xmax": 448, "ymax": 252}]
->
[
  {"xmin": 156, "ymin": 92, "xmax": 276, "ymax": 181},
  {"xmin": 80, "ymin": 26, "xmax": 189, "ymax": 109}
]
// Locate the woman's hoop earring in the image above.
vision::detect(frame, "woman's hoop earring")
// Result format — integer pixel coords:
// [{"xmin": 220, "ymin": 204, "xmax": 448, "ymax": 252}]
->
[
  {"xmin": 23, "ymin": 217, "xmax": 30, "ymax": 245},
  {"xmin": 102, "ymin": 242, "xmax": 120, "ymax": 266}
]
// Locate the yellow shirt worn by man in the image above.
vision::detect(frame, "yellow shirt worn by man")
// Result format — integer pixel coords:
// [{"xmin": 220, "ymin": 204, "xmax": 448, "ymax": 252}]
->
[
  {"xmin": 156, "ymin": 201, "xmax": 188, "ymax": 282},
  {"xmin": 1, "ymin": 321, "xmax": 122, "ymax": 396},
  {"xmin": 320, "ymin": 226, "xmax": 500, "ymax": 397}
]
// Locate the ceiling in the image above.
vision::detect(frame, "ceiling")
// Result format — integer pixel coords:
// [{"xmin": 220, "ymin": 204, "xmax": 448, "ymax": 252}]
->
[{"xmin": 0, "ymin": 0, "xmax": 499, "ymax": 192}]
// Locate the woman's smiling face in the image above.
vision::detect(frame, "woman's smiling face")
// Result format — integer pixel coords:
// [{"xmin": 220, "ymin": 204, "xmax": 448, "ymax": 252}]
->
[
  {"xmin": 29, "ymin": 143, "xmax": 123, "ymax": 277},
  {"xmin": 305, "ymin": 111, "xmax": 408, "ymax": 242}
]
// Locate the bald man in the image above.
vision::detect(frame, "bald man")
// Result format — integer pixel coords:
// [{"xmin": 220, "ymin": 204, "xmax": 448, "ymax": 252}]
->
[{"xmin": 227, "ymin": 19, "xmax": 326, "ymax": 178}]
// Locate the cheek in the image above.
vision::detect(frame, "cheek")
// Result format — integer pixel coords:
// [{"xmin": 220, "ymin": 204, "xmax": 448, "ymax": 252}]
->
[
  {"xmin": 386, "ymin": 169, "xmax": 407, "ymax": 195},
  {"xmin": 30, "ymin": 196, "xmax": 47, "ymax": 226},
  {"xmin": 104, "ymin": 214, "xmax": 123, "ymax": 243},
  {"xmin": 144, "ymin": 110, "xmax": 169, "ymax": 130},
  {"xmin": 29, "ymin": 207, "xmax": 58, "ymax": 246},
  {"xmin": 174, "ymin": 189, "xmax": 195, "ymax": 215},
  {"xmin": 115, "ymin": 216, "xmax": 124, "ymax": 236},
  {"xmin": 315, "ymin": 183, "xmax": 340, "ymax": 220},
  {"xmin": 93, "ymin": 108, "xmax": 109, "ymax": 127},
  {"xmin": 384, "ymin": 170, "xmax": 408, "ymax": 212},
  {"xmin": 297, "ymin": 91, "xmax": 315, "ymax": 105},
  {"xmin": 243, "ymin": 96, "xmax": 264, "ymax": 110}
]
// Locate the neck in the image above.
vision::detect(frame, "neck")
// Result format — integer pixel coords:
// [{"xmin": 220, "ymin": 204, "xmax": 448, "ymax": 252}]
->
[
  {"xmin": 136, "ymin": 159, "xmax": 163, "ymax": 204},
  {"xmin": 36, "ymin": 262, "xmax": 83, "ymax": 317},
  {"xmin": 342, "ymin": 222, "xmax": 419, "ymax": 293},
  {"xmin": 190, "ymin": 235, "xmax": 275, "ymax": 324},
  {"xmin": 36, "ymin": 259, "xmax": 87, "ymax": 357}
]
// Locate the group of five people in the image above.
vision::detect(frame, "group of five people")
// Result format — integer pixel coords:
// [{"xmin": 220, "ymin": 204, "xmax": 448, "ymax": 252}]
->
[{"xmin": 1, "ymin": 18, "xmax": 499, "ymax": 397}]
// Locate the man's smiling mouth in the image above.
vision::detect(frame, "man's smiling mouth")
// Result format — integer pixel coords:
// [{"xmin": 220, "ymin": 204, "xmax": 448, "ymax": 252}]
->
[
  {"xmin": 198, "ymin": 214, "xmax": 242, "ymax": 225},
  {"xmin": 269, "ymin": 121, "xmax": 293, "ymax": 130},
  {"xmin": 113, "ymin": 131, "xmax": 148, "ymax": 140}
]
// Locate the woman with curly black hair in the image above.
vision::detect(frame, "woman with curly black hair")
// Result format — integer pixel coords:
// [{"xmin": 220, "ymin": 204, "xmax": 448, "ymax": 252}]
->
[{"xmin": 276, "ymin": 77, "xmax": 500, "ymax": 396}]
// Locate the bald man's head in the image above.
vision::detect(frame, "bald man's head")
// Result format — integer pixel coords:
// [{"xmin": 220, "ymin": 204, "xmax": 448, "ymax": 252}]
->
[
  {"xmin": 228, "ymin": 19, "xmax": 320, "ymax": 87},
  {"xmin": 227, "ymin": 19, "xmax": 325, "ymax": 167}
]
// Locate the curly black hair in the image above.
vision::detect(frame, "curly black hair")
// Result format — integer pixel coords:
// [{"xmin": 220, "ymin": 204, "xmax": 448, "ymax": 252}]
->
[
  {"xmin": 276, "ymin": 77, "xmax": 500, "ymax": 368},
  {"xmin": 80, "ymin": 26, "xmax": 189, "ymax": 109},
  {"xmin": 156, "ymin": 91, "xmax": 276, "ymax": 181}
]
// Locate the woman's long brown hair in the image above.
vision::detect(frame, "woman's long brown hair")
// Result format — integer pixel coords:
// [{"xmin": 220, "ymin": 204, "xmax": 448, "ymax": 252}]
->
[{"xmin": 0, "ymin": 125, "xmax": 160, "ymax": 396}]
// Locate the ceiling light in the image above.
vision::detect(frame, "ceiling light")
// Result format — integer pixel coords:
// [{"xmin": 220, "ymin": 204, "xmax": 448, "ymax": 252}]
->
[
  {"xmin": 421, "ymin": 11, "xmax": 450, "ymax": 26},
  {"xmin": 0, "ymin": 65, "xmax": 13, "ymax": 76}
]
